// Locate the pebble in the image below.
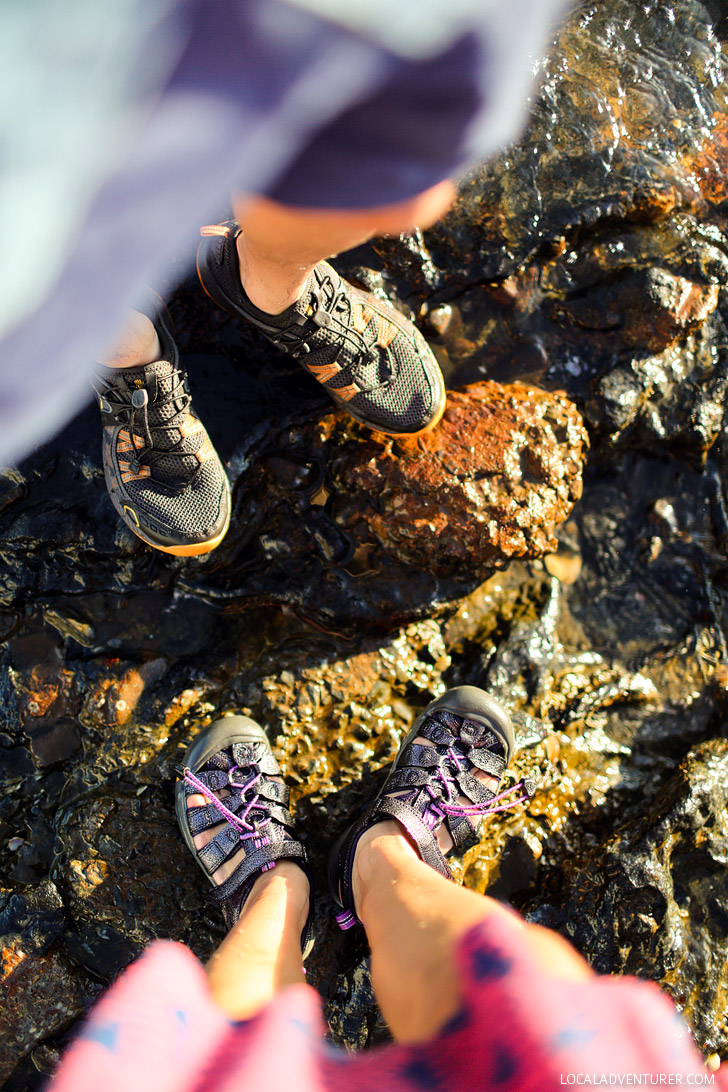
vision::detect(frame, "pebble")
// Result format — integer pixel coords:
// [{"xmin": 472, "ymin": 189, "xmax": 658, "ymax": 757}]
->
[
  {"xmin": 423, "ymin": 304, "xmax": 453, "ymax": 337},
  {"xmin": 544, "ymin": 551, "xmax": 582, "ymax": 585},
  {"xmin": 545, "ymin": 734, "xmax": 560, "ymax": 764}
]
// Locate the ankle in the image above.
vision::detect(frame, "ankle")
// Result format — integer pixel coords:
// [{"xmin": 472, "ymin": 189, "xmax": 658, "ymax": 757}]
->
[
  {"xmin": 244, "ymin": 861, "xmax": 310, "ymax": 936},
  {"xmin": 235, "ymin": 233, "xmax": 313, "ymax": 315},
  {"xmin": 352, "ymin": 820, "xmax": 420, "ymax": 919},
  {"xmin": 99, "ymin": 310, "xmax": 161, "ymax": 369}
]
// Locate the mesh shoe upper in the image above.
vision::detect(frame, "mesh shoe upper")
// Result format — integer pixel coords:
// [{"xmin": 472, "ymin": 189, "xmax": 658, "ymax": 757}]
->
[
  {"xmin": 197, "ymin": 221, "xmax": 446, "ymax": 435},
  {"xmin": 94, "ymin": 320, "xmax": 229, "ymax": 548}
]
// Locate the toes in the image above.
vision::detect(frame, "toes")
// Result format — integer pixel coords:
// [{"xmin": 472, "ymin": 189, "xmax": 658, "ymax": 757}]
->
[
  {"xmin": 192, "ymin": 820, "xmax": 225, "ymax": 853},
  {"xmin": 185, "ymin": 783, "xmax": 247, "ymax": 883},
  {"xmin": 187, "ymin": 789, "xmax": 227, "ymax": 852}
]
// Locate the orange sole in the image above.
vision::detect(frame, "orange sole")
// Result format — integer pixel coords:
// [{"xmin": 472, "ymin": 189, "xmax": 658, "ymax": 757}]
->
[
  {"xmin": 131, "ymin": 519, "xmax": 230, "ymax": 557},
  {"xmin": 393, "ymin": 392, "xmax": 447, "ymax": 438}
]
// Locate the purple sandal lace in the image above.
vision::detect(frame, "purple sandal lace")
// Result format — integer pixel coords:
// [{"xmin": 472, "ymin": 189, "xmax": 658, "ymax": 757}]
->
[{"xmin": 183, "ymin": 764, "xmax": 279, "ymax": 874}]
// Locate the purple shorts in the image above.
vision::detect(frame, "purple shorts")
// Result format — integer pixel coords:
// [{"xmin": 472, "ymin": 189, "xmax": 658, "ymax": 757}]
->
[
  {"xmin": 168, "ymin": 0, "xmax": 487, "ymax": 209},
  {"xmin": 0, "ymin": 0, "xmax": 569, "ymax": 465}
]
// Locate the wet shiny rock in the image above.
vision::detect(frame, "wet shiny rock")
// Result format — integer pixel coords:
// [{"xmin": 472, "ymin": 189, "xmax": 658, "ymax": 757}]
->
[{"xmin": 3, "ymin": 0, "xmax": 728, "ymax": 1085}]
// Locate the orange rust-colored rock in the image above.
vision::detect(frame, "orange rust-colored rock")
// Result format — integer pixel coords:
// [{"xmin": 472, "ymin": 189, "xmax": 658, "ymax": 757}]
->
[{"xmin": 329, "ymin": 381, "xmax": 587, "ymax": 577}]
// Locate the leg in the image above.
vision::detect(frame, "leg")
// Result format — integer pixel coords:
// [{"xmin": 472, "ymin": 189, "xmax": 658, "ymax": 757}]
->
[
  {"xmin": 204, "ymin": 861, "xmax": 310, "ymax": 1020},
  {"xmin": 331, "ymin": 686, "xmax": 592, "ymax": 1044},
  {"xmin": 197, "ymin": 185, "xmax": 453, "ymax": 437},
  {"xmin": 232, "ymin": 182, "xmax": 456, "ymax": 314},
  {"xmin": 97, "ymin": 310, "xmax": 161, "ymax": 369},
  {"xmin": 353, "ymin": 821, "xmax": 591, "ymax": 1045}
]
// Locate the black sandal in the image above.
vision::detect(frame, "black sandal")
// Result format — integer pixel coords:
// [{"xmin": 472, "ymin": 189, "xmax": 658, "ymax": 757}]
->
[
  {"xmin": 175, "ymin": 715, "xmax": 315, "ymax": 956},
  {"xmin": 328, "ymin": 685, "xmax": 534, "ymax": 930}
]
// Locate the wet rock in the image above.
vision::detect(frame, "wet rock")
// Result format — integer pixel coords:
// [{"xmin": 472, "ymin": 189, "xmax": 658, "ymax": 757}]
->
[
  {"xmin": 587, "ymin": 320, "xmax": 728, "ymax": 457},
  {"xmin": 180, "ymin": 379, "xmax": 586, "ymax": 629},
  {"xmin": 543, "ymin": 550, "xmax": 582, "ymax": 585},
  {"xmin": 352, "ymin": 1, "xmax": 728, "ymax": 468},
  {"xmin": 0, "ymin": 881, "xmax": 64, "ymax": 958},
  {"xmin": 557, "ymin": 268, "xmax": 720, "ymax": 354},
  {"xmin": 425, "ymin": 3, "xmax": 728, "ymax": 289},
  {"xmin": 54, "ymin": 789, "xmax": 211, "ymax": 962},
  {"xmin": 528, "ymin": 741, "xmax": 728, "ymax": 1055},
  {"xmin": 2, "ymin": 0, "xmax": 728, "ymax": 1080},
  {"xmin": 328, "ymin": 382, "xmax": 586, "ymax": 577},
  {"xmin": 28, "ymin": 718, "xmax": 81, "ymax": 768},
  {"xmin": 0, "ymin": 377, "xmax": 585, "ymax": 637},
  {"xmin": 0, "ymin": 882, "xmax": 90, "ymax": 1086},
  {"xmin": 0, "ymin": 945, "xmax": 88, "ymax": 1086},
  {"xmin": 420, "ymin": 303, "xmax": 453, "ymax": 338},
  {"xmin": 0, "ymin": 740, "xmax": 33, "ymax": 783}
]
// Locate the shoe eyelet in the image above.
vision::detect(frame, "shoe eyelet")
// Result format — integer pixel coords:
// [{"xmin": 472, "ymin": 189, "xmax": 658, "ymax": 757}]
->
[{"xmin": 228, "ymin": 764, "xmax": 255, "ymax": 788}]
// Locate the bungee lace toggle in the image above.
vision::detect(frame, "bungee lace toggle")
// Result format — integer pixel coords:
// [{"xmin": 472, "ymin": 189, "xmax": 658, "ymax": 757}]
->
[{"xmin": 97, "ymin": 367, "xmax": 193, "ymax": 485}]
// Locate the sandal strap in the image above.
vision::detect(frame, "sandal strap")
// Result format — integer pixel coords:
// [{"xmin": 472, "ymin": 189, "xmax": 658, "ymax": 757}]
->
[
  {"xmin": 209, "ymin": 833, "xmax": 310, "ymax": 905},
  {"xmin": 190, "ymin": 798, "xmax": 296, "ymax": 853},
  {"xmin": 185, "ymin": 770, "xmax": 290, "ymax": 808},
  {"xmin": 456, "ymin": 769, "xmax": 495, "ymax": 804},
  {"xmin": 197, "ymin": 825, "xmax": 249, "ymax": 874},
  {"xmin": 187, "ymin": 801, "xmax": 228, "ymax": 836},
  {"xmin": 257, "ymin": 780, "xmax": 290, "ymax": 805},
  {"xmin": 399, "ymin": 741, "xmax": 440, "ymax": 768},
  {"xmin": 446, "ymin": 812, "xmax": 481, "ymax": 854},
  {"xmin": 331, "ymin": 794, "xmax": 452, "ymax": 932},
  {"xmin": 467, "ymin": 748, "xmax": 506, "ymax": 777},
  {"xmin": 231, "ymin": 742, "xmax": 281, "ymax": 776},
  {"xmin": 372, "ymin": 796, "xmax": 451, "ymax": 877},
  {"xmin": 185, "ymin": 769, "xmax": 229, "ymax": 794}
]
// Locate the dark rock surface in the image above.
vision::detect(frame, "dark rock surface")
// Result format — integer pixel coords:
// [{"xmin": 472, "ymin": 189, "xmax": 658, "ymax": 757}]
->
[
  {"xmin": 529, "ymin": 739, "xmax": 728, "ymax": 1052},
  {"xmin": 3, "ymin": 0, "xmax": 728, "ymax": 1086}
]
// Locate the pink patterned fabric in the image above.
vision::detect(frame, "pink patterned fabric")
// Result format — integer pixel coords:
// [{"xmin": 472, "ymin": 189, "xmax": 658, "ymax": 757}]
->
[{"xmin": 52, "ymin": 912, "xmax": 725, "ymax": 1092}]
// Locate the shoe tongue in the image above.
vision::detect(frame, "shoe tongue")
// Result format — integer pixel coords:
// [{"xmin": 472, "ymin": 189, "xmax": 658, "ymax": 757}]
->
[
  {"xmin": 291, "ymin": 285, "xmax": 316, "ymax": 320},
  {"xmin": 123, "ymin": 364, "xmax": 159, "ymax": 403}
]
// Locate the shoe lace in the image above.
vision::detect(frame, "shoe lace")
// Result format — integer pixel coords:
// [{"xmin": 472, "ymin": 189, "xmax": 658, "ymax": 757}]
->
[
  {"xmin": 98, "ymin": 370, "xmax": 195, "ymax": 486},
  {"xmin": 429, "ymin": 742, "xmax": 534, "ymax": 826},
  {"xmin": 402, "ymin": 729, "xmax": 535, "ymax": 833},
  {"xmin": 184, "ymin": 765, "xmax": 276, "ymax": 864},
  {"xmin": 275, "ymin": 273, "xmax": 384, "ymax": 377}
]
